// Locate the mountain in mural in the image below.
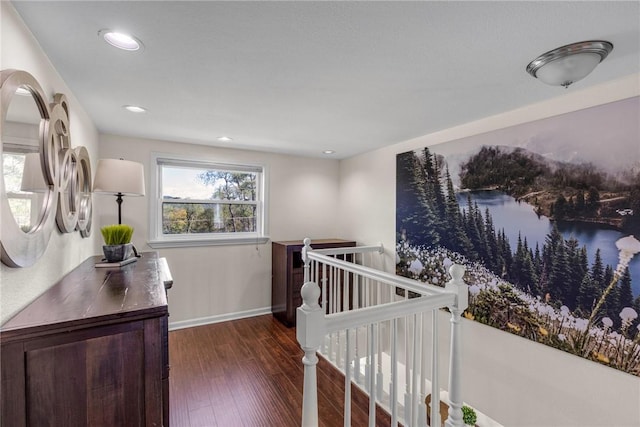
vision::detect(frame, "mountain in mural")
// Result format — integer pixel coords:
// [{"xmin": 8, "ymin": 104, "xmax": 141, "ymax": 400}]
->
[{"xmin": 459, "ymin": 145, "xmax": 640, "ymax": 232}]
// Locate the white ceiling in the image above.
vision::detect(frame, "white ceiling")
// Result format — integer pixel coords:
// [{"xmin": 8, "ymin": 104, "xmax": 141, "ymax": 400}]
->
[{"xmin": 11, "ymin": 1, "xmax": 640, "ymax": 159}]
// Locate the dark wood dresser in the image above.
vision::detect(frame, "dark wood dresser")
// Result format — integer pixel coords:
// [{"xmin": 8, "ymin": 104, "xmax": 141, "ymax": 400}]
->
[
  {"xmin": 0, "ymin": 252, "xmax": 172, "ymax": 427},
  {"xmin": 272, "ymin": 239, "xmax": 356, "ymax": 326}
]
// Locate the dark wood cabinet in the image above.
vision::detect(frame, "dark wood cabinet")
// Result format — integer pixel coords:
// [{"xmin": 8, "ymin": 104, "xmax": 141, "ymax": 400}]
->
[
  {"xmin": 272, "ymin": 239, "xmax": 356, "ymax": 326},
  {"xmin": 0, "ymin": 252, "xmax": 172, "ymax": 427}
]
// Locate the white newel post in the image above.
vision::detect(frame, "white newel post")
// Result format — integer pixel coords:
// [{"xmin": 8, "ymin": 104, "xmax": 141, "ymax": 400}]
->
[
  {"xmin": 297, "ymin": 238, "xmax": 325, "ymax": 427},
  {"xmin": 444, "ymin": 264, "xmax": 468, "ymax": 427}
]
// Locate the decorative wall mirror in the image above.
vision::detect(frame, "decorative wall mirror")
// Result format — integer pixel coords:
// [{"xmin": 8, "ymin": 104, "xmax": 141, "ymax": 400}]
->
[{"xmin": 1, "ymin": 69, "xmax": 92, "ymax": 267}]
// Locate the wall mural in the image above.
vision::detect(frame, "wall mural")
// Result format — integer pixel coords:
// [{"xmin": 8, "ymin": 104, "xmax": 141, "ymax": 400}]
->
[{"xmin": 396, "ymin": 96, "xmax": 640, "ymax": 376}]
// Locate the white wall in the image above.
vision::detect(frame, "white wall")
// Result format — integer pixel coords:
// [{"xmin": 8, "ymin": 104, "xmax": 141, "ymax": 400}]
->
[
  {"xmin": 338, "ymin": 74, "xmax": 640, "ymax": 426},
  {"xmin": 96, "ymin": 134, "xmax": 340, "ymax": 326},
  {"xmin": 0, "ymin": 2, "xmax": 100, "ymax": 324}
]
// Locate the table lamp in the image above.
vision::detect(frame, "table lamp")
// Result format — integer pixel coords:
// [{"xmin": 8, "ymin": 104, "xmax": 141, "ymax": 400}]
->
[{"xmin": 93, "ymin": 158, "xmax": 145, "ymax": 224}]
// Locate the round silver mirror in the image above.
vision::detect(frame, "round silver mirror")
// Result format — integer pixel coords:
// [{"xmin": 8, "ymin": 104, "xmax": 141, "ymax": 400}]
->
[
  {"xmin": 1, "ymin": 70, "xmax": 57, "ymax": 267},
  {"xmin": 75, "ymin": 146, "xmax": 93, "ymax": 238}
]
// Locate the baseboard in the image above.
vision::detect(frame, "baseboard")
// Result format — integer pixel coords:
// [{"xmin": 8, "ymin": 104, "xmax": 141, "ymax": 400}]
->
[{"xmin": 168, "ymin": 306, "xmax": 273, "ymax": 331}]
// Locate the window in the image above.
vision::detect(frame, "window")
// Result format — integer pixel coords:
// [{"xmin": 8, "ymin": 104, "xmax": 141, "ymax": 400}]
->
[{"xmin": 149, "ymin": 154, "xmax": 268, "ymax": 247}]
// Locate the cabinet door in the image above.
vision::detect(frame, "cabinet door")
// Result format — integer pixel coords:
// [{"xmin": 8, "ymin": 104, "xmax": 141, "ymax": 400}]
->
[
  {"xmin": 1, "ymin": 342, "xmax": 26, "ymax": 427},
  {"xmin": 24, "ymin": 323, "xmax": 145, "ymax": 427}
]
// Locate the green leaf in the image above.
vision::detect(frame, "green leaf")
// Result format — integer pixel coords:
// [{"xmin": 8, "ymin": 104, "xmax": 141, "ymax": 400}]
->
[{"xmin": 101, "ymin": 224, "xmax": 134, "ymax": 245}]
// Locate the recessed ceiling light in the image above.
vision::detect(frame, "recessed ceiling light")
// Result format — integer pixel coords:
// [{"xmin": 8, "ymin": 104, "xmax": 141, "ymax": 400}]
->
[
  {"xmin": 123, "ymin": 105, "xmax": 147, "ymax": 113},
  {"xmin": 323, "ymin": 150, "xmax": 335, "ymax": 155},
  {"xmin": 217, "ymin": 136, "xmax": 233, "ymax": 142},
  {"xmin": 98, "ymin": 29, "xmax": 143, "ymax": 51}
]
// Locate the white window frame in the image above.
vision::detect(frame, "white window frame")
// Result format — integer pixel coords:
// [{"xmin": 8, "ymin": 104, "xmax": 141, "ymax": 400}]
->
[{"xmin": 148, "ymin": 152, "xmax": 269, "ymax": 248}]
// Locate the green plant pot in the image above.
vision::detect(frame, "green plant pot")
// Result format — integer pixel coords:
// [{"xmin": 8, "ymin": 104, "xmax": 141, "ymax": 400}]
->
[{"xmin": 102, "ymin": 243, "xmax": 134, "ymax": 263}]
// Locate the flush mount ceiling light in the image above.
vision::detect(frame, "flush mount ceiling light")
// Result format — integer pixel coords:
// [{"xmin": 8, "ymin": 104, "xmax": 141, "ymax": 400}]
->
[
  {"xmin": 217, "ymin": 136, "xmax": 233, "ymax": 142},
  {"xmin": 323, "ymin": 150, "xmax": 335, "ymax": 155},
  {"xmin": 526, "ymin": 40, "xmax": 613, "ymax": 88},
  {"xmin": 123, "ymin": 105, "xmax": 147, "ymax": 113},
  {"xmin": 98, "ymin": 29, "xmax": 143, "ymax": 51}
]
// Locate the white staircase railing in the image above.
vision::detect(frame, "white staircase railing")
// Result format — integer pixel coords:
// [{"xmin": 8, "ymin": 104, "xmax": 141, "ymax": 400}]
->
[{"xmin": 296, "ymin": 238, "xmax": 468, "ymax": 427}]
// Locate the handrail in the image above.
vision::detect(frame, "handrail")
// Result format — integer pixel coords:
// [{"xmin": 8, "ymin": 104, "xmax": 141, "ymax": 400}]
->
[
  {"xmin": 325, "ymin": 292, "xmax": 455, "ymax": 333},
  {"xmin": 307, "ymin": 250, "xmax": 449, "ymax": 297},
  {"xmin": 312, "ymin": 244, "xmax": 384, "ymax": 256}
]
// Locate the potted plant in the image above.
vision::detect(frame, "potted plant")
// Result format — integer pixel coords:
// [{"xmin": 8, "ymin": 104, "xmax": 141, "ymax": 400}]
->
[
  {"xmin": 426, "ymin": 396, "xmax": 478, "ymax": 427},
  {"xmin": 101, "ymin": 224, "xmax": 134, "ymax": 262},
  {"xmin": 462, "ymin": 405, "xmax": 477, "ymax": 426}
]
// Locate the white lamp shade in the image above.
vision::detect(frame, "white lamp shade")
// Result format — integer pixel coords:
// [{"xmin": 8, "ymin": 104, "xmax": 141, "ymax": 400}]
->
[
  {"xmin": 20, "ymin": 152, "xmax": 48, "ymax": 192},
  {"xmin": 93, "ymin": 158, "xmax": 145, "ymax": 196},
  {"xmin": 535, "ymin": 52, "xmax": 602, "ymax": 87}
]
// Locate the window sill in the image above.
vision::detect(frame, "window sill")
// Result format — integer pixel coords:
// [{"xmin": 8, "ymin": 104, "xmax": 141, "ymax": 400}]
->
[{"xmin": 148, "ymin": 236, "xmax": 270, "ymax": 249}]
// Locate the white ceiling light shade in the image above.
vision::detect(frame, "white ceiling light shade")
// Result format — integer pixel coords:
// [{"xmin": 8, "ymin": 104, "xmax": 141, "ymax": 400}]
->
[
  {"xmin": 217, "ymin": 136, "xmax": 233, "ymax": 142},
  {"xmin": 98, "ymin": 29, "xmax": 143, "ymax": 51},
  {"xmin": 526, "ymin": 40, "xmax": 613, "ymax": 88}
]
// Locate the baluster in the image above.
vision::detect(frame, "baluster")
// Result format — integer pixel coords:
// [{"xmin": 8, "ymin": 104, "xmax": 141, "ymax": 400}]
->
[
  {"xmin": 418, "ymin": 311, "xmax": 428, "ymax": 427},
  {"xmin": 362, "ymin": 276, "xmax": 367, "ymax": 308},
  {"xmin": 411, "ymin": 313, "xmax": 420, "ymax": 427},
  {"xmin": 321, "ymin": 263, "xmax": 328, "ymax": 354},
  {"xmin": 344, "ymin": 255, "xmax": 350, "ymax": 312},
  {"xmin": 376, "ymin": 318, "xmax": 383, "ymax": 399},
  {"xmin": 376, "ymin": 279, "xmax": 383, "ymax": 400},
  {"xmin": 365, "ymin": 323, "xmax": 371, "ymax": 393},
  {"xmin": 445, "ymin": 265, "xmax": 468, "ymax": 427},
  {"xmin": 333, "ymin": 267, "xmax": 339, "ymax": 363},
  {"xmin": 333, "ymin": 265, "xmax": 338, "ymax": 360},
  {"xmin": 389, "ymin": 280, "xmax": 394, "ymax": 304},
  {"xmin": 404, "ymin": 316, "xmax": 412, "ymax": 427},
  {"xmin": 366, "ymin": 276, "xmax": 370, "ymax": 307},
  {"xmin": 354, "ymin": 324, "xmax": 362, "ymax": 384},
  {"xmin": 309, "ymin": 259, "xmax": 314, "ymax": 284},
  {"xmin": 353, "ymin": 268, "xmax": 360, "ymax": 310},
  {"xmin": 328, "ymin": 264, "xmax": 335, "ymax": 360},
  {"xmin": 390, "ymin": 318, "xmax": 398, "ymax": 427},
  {"xmin": 431, "ymin": 309, "xmax": 440, "ymax": 427},
  {"xmin": 368, "ymin": 323, "xmax": 377, "ymax": 427},
  {"xmin": 336, "ymin": 263, "xmax": 343, "ymax": 367},
  {"xmin": 344, "ymin": 328, "xmax": 352, "ymax": 427}
]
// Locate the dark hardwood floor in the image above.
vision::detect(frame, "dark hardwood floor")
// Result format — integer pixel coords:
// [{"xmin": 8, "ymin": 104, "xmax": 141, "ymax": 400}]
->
[{"xmin": 169, "ymin": 314, "xmax": 392, "ymax": 427}]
